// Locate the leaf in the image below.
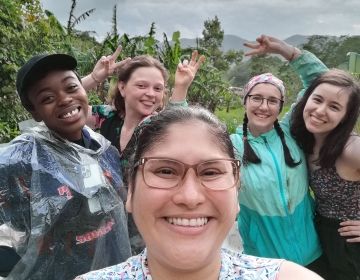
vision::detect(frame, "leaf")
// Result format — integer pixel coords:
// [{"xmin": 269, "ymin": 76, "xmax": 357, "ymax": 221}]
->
[{"xmin": 71, "ymin": 8, "xmax": 96, "ymax": 28}]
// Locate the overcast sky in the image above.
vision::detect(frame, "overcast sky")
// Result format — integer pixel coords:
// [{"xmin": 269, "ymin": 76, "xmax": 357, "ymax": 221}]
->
[{"xmin": 40, "ymin": 0, "xmax": 360, "ymax": 42}]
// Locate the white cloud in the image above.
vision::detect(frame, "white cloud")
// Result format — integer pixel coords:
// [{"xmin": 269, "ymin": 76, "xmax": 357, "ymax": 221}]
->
[{"xmin": 40, "ymin": 0, "xmax": 360, "ymax": 41}]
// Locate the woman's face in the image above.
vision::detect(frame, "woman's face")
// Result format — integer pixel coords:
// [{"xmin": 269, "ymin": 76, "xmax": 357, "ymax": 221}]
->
[
  {"xmin": 126, "ymin": 121, "xmax": 239, "ymax": 274},
  {"xmin": 245, "ymin": 83, "xmax": 282, "ymax": 136},
  {"xmin": 119, "ymin": 66, "xmax": 165, "ymax": 118},
  {"xmin": 303, "ymin": 83, "xmax": 349, "ymax": 138}
]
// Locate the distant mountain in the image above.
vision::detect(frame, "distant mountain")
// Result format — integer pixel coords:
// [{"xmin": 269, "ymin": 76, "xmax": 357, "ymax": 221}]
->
[
  {"xmin": 179, "ymin": 34, "xmax": 311, "ymax": 52},
  {"xmin": 180, "ymin": 38, "xmax": 201, "ymax": 49},
  {"xmin": 221, "ymin": 34, "xmax": 248, "ymax": 52},
  {"xmin": 284, "ymin": 34, "xmax": 310, "ymax": 48}
]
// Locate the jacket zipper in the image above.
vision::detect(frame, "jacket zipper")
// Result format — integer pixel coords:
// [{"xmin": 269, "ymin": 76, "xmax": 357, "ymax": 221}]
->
[
  {"xmin": 262, "ymin": 136, "xmax": 289, "ymax": 214},
  {"xmin": 262, "ymin": 136, "xmax": 303, "ymax": 263}
]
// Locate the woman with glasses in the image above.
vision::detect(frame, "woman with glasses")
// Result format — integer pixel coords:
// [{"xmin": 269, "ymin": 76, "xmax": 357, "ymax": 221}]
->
[
  {"xmin": 76, "ymin": 106, "xmax": 323, "ymax": 279},
  {"xmin": 230, "ymin": 35, "xmax": 330, "ymax": 276}
]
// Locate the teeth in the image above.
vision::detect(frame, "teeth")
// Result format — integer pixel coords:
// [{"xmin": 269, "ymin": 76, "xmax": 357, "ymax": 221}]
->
[
  {"xmin": 166, "ymin": 217, "xmax": 209, "ymax": 227},
  {"xmin": 61, "ymin": 108, "xmax": 79, "ymax": 119},
  {"xmin": 142, "ymin": 101, "xmax": 155, "ymax": 106},
  {"xmin": 255, "ymin": 113, "xmax": 269, "ymax": 118},
  {"xmin": 310, "ymin": 115, "xmax": 325, "ymax": 124}
]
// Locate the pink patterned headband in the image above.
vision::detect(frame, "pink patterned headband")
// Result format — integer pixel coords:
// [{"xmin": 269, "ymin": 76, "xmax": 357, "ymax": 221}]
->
[{"xmin": 243, "ymin": 73, "xmax": 285, "ymax": 102}]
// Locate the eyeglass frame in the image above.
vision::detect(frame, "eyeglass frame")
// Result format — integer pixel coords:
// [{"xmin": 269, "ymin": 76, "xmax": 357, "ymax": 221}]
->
[
  {"xmin": 134, "ymin": 157, "xmax": 241, "ymax": 191},
  {"xmin": 247, "ymin": 94, "xmax": 284, "ymax": 107}
]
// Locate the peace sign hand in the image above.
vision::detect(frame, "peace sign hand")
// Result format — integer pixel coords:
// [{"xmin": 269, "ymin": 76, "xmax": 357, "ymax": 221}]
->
[
  {"xmin": 175, "ymin": 50, "xmax": 206, "ymax": 89},
  {"xmin": 91, "ymin": 46, "xmax": 131, "ymax": 83}
]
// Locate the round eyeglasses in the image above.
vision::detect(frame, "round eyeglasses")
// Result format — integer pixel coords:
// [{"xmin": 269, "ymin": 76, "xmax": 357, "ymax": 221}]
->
[
  {"xmin": 247, "ymin": 94, "xmax": 283, "ymax": 107},
  {"xmin": 135, "ymin": 157, "xmax": 240, "ymax": 190}
]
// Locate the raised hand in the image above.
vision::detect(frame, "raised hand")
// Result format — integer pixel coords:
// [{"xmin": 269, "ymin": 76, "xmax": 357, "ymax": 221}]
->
[
  {"xmin": 175, "ymin": 50, "xmax": 206, "ymax": 90},
  {"xmin": 339, "ymin": 220, "xmax": 360, "ymax": 242},
  {"xmin": 171, "ymin": 50, "xmax": 205, "ymax": 102},
  {"xmin": 91, "ymin": 46, "xmax": 131, "ymax": 83},
  {"xmin": 244, "ymin": 34, "xmax": 300, "ymax": 61}
]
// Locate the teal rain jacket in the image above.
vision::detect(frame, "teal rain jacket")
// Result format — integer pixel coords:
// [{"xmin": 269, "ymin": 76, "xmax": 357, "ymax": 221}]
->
[{"xmin": 231, "ymin": 51, "xmax": 328, "ymax": 265}]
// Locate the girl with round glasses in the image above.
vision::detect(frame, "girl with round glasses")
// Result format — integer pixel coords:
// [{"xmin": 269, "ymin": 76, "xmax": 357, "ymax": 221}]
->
[
  {"xmin": 231, "ymin": 35, "xmax": 330, "ymax": 277},
  {"xmin": 76, "ymin": 106, "xmax": 323, "ymax": 280}
]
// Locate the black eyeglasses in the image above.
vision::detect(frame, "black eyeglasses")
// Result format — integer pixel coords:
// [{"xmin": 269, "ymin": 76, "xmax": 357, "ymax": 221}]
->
[
  {"xmin": 135, "ymin": 157, "xmax": 240, "ymax": 190},
  {"xmin": 247, "ymin": 94, "xmax": 283, "ymax": 107}
]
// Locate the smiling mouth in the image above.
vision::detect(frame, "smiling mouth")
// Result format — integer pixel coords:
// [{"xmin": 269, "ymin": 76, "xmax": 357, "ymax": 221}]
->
[
  {"xmin": 254, "ymin": 113, "xmax": 270, "ymax": 119},
  {"xmin": 166, "ymin": 217, "xmax": 209, "ymax": 227},
  {"xmin": 59, "ymin": 107, "xmax": 80, "ymax": 119},
  {"xmin": 141, "ymin": 100, "xmax": 155, "ymax": 106},
  {"xmin": 310, "ymin": 114, "xmax": 326, "ymax": 124}
]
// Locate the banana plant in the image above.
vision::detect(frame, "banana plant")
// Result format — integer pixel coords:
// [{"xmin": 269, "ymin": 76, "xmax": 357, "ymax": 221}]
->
[{"xmin": 66, "ymin": 0, "xmax": 95, "ymax": 35}]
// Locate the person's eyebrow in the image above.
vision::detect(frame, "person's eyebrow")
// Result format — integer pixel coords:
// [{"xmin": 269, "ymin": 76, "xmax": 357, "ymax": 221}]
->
[
  {"xmin": 312, "ymin": 93, "xmax": 344, "ymax": 108},
  {"xmin": 311, "ymin": 93, "xmax": 323, "ymax": 98},
  {"xmin": 34, "ymin": 74, "xmax": 78, "ymax": 97},
  {"xmin": 329, "ymin": 100, "xmax": 344, "ymax": 108}
]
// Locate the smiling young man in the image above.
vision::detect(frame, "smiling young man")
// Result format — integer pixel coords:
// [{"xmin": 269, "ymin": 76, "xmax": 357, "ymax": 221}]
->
[{"xmin": 0, "ymin": 54, "xmax": 131, "ymax": 279}]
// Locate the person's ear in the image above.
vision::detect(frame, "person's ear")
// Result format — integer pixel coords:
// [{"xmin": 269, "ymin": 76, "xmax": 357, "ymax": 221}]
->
[
  {"xmin": 125, "ymin": 188, "xmax": 133, "ymax": 213},
  {"xmin": 118, "ymin": 81, "xmax": 126, "ymax": 98}
]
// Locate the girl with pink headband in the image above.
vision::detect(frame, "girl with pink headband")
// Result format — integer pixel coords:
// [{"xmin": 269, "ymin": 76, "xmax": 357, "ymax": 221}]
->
[{"xmin": 231, "ymin": 35, "xmax": 330, "ymax": 278}]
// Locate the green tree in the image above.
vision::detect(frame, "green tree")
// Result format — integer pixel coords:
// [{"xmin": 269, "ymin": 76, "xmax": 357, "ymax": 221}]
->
[
  {"xmin": 302, "ymin": 35, "xmax": 360, "ymax": 68},
  {"xmin": 0, "ymin": 0, "xmax": 65, "ymax": 142},
  {"xmin": 189, "ymin": 63, "xmax": 231, "ymax": 112},
  {"xmin": 223, "ymin": 49, "xmax": 244, "ymax": 66},
  {"xmin": 225, "ymin": 60, "xmax": 251, "ymax": 87},
  {"xmin": 111, "ymin": 5, "xmax": 118, "ymax": 37},
  {"xmin": 199, "ymin": 16, "xmax": 228, "ymax": 71},
  {"xmin": 0, "ymin": 0, "xmax": 102, "ymax": 142}
]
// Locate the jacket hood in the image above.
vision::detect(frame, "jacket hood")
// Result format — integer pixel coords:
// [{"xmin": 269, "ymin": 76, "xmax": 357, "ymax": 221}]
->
[{"xmin": 24, "ymin": 122, "xmax": 111, "ymax": 156}]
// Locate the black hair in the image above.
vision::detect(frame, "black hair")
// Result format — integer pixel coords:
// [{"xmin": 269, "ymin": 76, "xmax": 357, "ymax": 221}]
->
[
  {"xmin": 242, "ymin": 113, "xmax": 300, "ymax": 167},
  {"xmin": 242, "ymin": 113, "xmax": 260, "ymax": 164},
  {"xmin": 128, "ymin": 106, "xmax": 236, "ymax": 192},
  {"xmin": 291, "ymin": 69, "xmax": 360, "ymax": 167}
]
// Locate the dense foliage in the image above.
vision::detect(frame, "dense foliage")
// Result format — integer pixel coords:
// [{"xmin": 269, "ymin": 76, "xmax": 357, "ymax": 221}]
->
[
  {"xmin": 0, "ymin": 0, "xmax": 103, "ymax": 142},
  {"xmin": 302, "ymin": 35, "xmax": 360, "ymax": 68},
  {"xmin": 0, "ymin": 2, "xmax": 358, "ymax": 142}
]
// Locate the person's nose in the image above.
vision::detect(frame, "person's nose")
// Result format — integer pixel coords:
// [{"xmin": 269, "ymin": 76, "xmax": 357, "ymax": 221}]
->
[
  {"xmin": 172, "ymin": 168, "xmax": 206, "ymax": 209},
  {"xmin": 58, "ymin": 91, "xmax": 73, "ymax": 106},
  {"xmin": 258, "ymin": 98, "xmax": 269, "ymax": 110},
  {"xmin": 314, "ymin": 103, "xmax": 327, "ymax": 115},
  {"xmin": 145, "ymin": 87, "xmax": 156, "ymax": 97}
]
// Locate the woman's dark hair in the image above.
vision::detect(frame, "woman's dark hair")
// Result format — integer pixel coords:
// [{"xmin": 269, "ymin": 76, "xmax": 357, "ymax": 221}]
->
[
  {"xmin": 290, "ymin": 69, "xmax": 360, "ymax": 168},
  {"xmin": 108, "ymin": 55, "xmax": 169, "ymax": 116},
  {"xmin": 242, "ymin": 113, "xmax": 300, "ymax": 167},
  {"xmin": 127, "ymin": 106, "xmax": 236, "ymax": 192}
]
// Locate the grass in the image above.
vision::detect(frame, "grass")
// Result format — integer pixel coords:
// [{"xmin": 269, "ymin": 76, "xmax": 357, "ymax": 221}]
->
[{"xmin": 215, "ymin": 107, "xmax": 244, "ymax": 134}]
